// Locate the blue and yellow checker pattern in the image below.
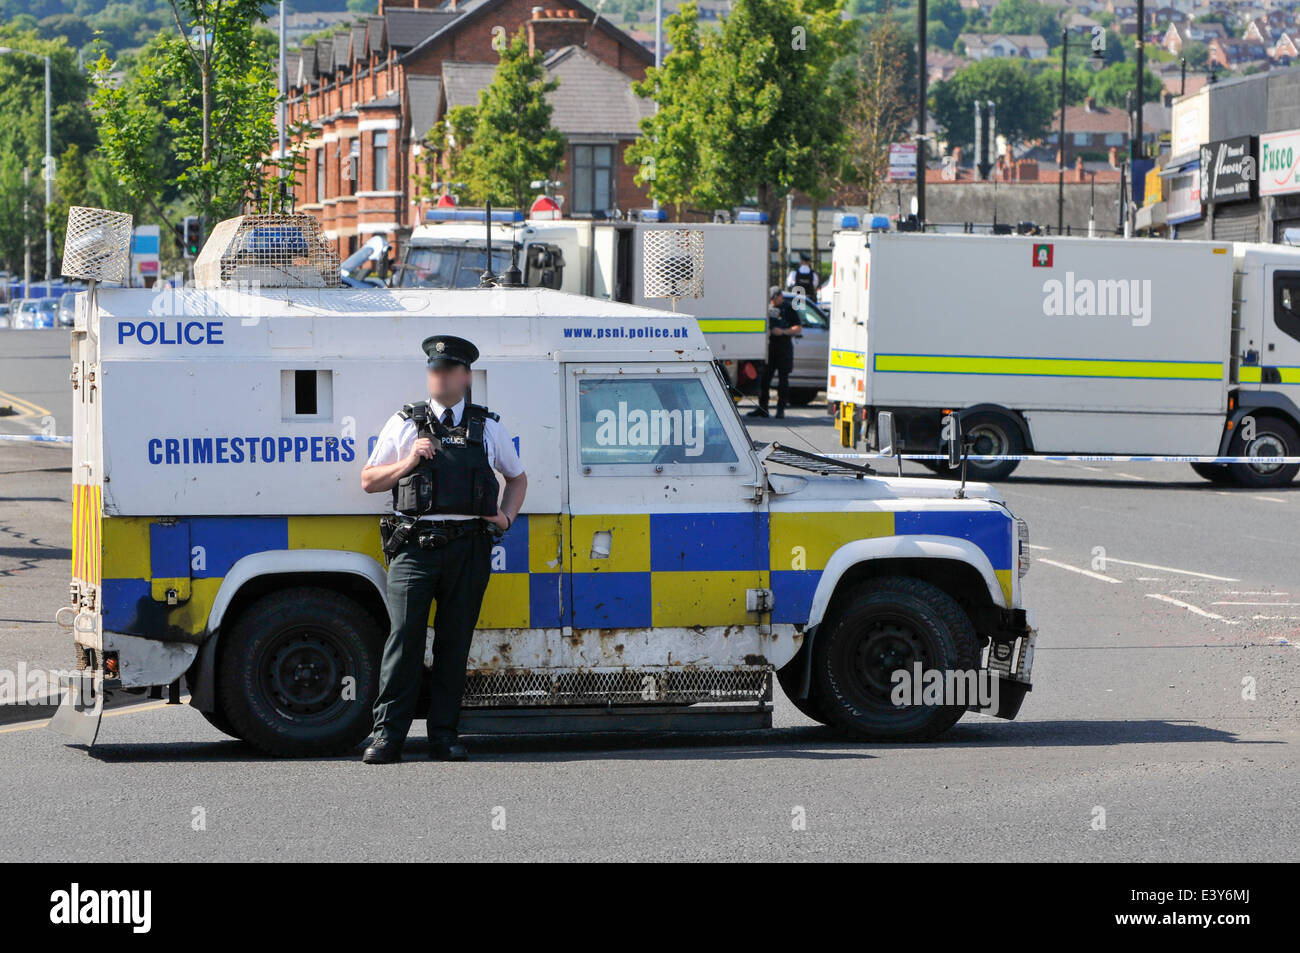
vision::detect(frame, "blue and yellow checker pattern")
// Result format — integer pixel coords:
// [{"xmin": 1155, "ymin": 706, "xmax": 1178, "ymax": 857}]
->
[{"xmin": 93, "ymin": 507, "xmax": 1015, "ymax": 641}]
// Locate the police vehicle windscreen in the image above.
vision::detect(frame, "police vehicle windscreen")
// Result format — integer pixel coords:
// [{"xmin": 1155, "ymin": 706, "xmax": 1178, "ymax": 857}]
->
[{"xmin": 395, "ymin": 244, "xmax": 515, "ymax": 288}]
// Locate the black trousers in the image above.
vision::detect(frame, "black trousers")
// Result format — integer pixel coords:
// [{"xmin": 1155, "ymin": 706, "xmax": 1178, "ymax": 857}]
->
[
  {"xmin": 371, "ymin": 530, "xmax": 492, "ymax": 746},
  {"xmin": 759, "ymin": 342, "xmax": 794, "ymax": 412}
]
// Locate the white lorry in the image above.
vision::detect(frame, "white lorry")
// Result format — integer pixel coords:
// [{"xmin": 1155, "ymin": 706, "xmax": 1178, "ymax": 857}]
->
[
  {"xmin": 828, "ymin": 231, "xmax": 1300, "ymax": 487},
  {"xmin": 52, "ymin": 211, "xmax": 1037, "ymax": 756},
  {"xmin": 395, "ymin": 207, "xmax": 770, "ymax": 370}
]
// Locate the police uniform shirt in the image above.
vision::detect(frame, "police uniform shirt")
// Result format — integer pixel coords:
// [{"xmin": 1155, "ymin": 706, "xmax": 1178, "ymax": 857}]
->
[
  {"xmin": 366, "ymin": 396, "xmax": 524, "ymax": 521},
  {"xmin": 787, "ymin": 265, "xmax": 819, "ymax": 291}
]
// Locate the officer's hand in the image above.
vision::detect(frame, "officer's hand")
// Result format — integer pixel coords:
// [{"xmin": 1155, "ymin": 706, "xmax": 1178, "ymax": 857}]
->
[{"xmin": 405, "ymin": 438, "xmax": 435, "ymax": 470}]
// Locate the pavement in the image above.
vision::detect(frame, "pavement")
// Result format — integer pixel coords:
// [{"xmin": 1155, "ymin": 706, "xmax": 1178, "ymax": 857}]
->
[{"xmin": 0, "ymin": 329, "xmax": 1296, "ymax": 861}]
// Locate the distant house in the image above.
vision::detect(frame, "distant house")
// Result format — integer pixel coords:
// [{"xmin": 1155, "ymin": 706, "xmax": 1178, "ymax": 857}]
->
[
  {"xmin": 1067, "ymin": 13, "xmax": 1101, "ymax": 36},
  {"xmin": 1208, "ymin": 35, "xmax": 1270, "ymax": 69},
  {"xmin": 959, "ymin": 32, "xmax": 1052, "ymax": 61},
  {"xmin": 1162, "ymin": 19, "xmax": 1227, "ymax": 53},
  {"xmin": 1045, "ymin": 97, "xmax": 1133, "ymax": 165},
  {"xmin": 928, "ymin": 51, "xmax": 968, "ymax": 85},
  {"xmin": 1274, "ymin": 30, "xmax": 1300, "ymax": 63}
]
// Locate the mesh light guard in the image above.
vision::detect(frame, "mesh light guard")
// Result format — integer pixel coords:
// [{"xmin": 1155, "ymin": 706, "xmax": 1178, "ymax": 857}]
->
[
  {"xmin": 194, "ymin": 214, "xmax": 340, "ymax": 288},
  {"xmin": 642, "ymin": 227, "xmax": 704, "ymax": 300},
  {"xmin": 62, "ymin": 207, "xmax": 133, "ymax": 283}
]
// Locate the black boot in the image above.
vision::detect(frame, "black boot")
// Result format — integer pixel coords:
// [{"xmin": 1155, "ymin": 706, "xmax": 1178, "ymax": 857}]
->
[
  {"xmin": 362, "ymin": 735, "xmax": 402, "ymax": 764},
  {"xmin": 429, "ymin": 733, "xmax": 469, "ymax": 761}
]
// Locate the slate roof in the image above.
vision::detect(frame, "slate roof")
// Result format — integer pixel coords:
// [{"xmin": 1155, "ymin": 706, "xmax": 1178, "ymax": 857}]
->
[{"xmin": 406, "ymin": 74, "xmax": 444, "ymax": 141}]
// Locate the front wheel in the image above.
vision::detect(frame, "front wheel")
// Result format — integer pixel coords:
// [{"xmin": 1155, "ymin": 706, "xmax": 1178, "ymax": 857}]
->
[
  {"xmin": 1228, "ymin": 416, "xmax": 1300, "ymax": 488},
  {"xmin": 813, "ymin": 576, "xmax": 979, "ymax": 741},
  {"xmin": 216, "ymin": 587, "xmax": 382, "ymax": 756}
]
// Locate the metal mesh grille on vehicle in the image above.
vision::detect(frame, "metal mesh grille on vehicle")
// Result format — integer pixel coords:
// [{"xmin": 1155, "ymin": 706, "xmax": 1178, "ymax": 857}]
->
[
  {"xmin": 62, "ymin": 206, "xmax": 133, "ymax": 283},
  {"xmin": 642, "ymin": 227, "xmax": 704, "ymax": 301},
  {"xmin": 194, "ymin": 213, "xmax": 340, "ymax": 289},
  {"xmin": 460, "ymin": 666, "xmax": 772, "ymax": 707}
]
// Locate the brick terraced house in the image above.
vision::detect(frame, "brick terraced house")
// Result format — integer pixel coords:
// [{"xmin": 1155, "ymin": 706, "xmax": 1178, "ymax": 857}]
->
[{"xmin": 281, "ymin": 0, "xmax": 655, "ymax": 257}]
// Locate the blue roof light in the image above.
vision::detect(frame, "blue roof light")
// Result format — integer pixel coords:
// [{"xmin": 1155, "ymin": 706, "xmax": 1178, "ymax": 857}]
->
[
  {"xmin": 835, "ymin": 213, "xmax": 860, "ymax": 230},
  {"xmin": 870, "ymin": 215, "xmax": 891, "ymax": 230},
  {"xmin": 424, "ymin": 208, "xmax": 524, "ymax": 223},
  {"xmin": 637, "ymin": 208, "xmax": 665, "ymax": 222},
  {"xmin": 735, "ymin": 209, "xmax": 768, "ymax": 224}
]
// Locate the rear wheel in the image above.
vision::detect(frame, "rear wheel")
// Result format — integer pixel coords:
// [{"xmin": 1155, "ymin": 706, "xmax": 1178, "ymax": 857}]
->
[
  {"xmin": 958, "ymin": 412, "xmax": 1023, "ymax": 481},
  {"xmin": 812, "ymin": 576, "xmax": 978, "ymax": 741},
  {"xmin": 1228, "ymin": 416, "xmax": 1300, "ymax": 488},
  {"xmin": 217, "ymin": 587, "xmax": 381, "ymax": 757},
  {"xmin": 1190, "ymin": 462, "xmax": 1234, "ymax": 485}
]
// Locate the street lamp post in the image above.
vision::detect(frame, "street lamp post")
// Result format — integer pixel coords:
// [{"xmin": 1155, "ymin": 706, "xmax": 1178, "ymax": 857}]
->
[
  {"xmin": 0, "ymin": 47, "xmax": 53, "ymax": 297},
  {"xmin": 1058, "ymin": 29, "xmax": 1067, "ymax": 235}
]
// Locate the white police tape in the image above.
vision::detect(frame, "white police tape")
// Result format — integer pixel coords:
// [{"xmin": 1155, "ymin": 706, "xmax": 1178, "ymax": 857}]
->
[
  {"xmin": 830, "ymin": 452, "xmax": 1300, "ymax": 464},
  {"xmin": 3, "ymin": 435, "xmax": 1297, "ymax": 464}
]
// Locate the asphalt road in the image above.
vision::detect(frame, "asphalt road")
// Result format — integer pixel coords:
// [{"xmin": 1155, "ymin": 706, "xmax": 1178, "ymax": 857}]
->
[{"xmin": 0, "ymin": 329, "xmax": 1296, "ymax": 862}]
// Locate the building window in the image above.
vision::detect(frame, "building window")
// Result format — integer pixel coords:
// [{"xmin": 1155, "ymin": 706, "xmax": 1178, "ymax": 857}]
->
[
  {"xmin": 1104, "ymin": 132, "xmax": 1125, "ymax": 146},
  {"xmin": 316, "ymin": 147, "xmax": 325, "ymax": 203},
  {"xmin": 348, "ymin": 139, "xmax": 359, "ymax": 195},
  {"xmin": 572, "ymin": 144, "xmax": 614, "ymax": 215},
  {"xmin": 373, "ymin": 131, "xmax": 389, "ymax": 192},
  {"xmin": 1073, "ymin": 132, "xmax": 1090, "ymax": 146}
]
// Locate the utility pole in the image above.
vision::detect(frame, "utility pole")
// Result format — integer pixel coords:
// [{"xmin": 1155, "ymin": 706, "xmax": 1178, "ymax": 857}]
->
[
  {"xmin": 1058, "ymin": 29, "xmax": 1067, "ymax": 235},
  {"xmin": 1133, "ymin": 0, "xmax": 1145, "ymax": 162},
  {"xmin": 652, "ymin": 0, "xmax": 662, "ymax": 213},
  {"xmin": 43, "ymin": 53, "xmax": 51, "ymax": 294},
  {"xmin": 23, "ymin": 166, "xmax": 31, "ymax": 298},
  {"xmin": 278, "ymin": 0, "xmax": 286, "ymax": 211},
  {"xmin": 916, "ymin": 0, "xmax": 927, "ymax": 225}
]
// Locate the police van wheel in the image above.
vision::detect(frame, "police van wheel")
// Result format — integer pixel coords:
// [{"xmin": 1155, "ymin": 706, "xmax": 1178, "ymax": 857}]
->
[
  {"xmin": 200, "ymin": 708, "xmax": 243, "ymax": 740},
  {"xmin": 216, "ymin": 588, "xmax": 381, "ymax": 757},
  {"xmin": 776, "ymin": 652, "xmax": 831, "ymax": 726},
  {"xmin": 1227, "ymin": 416, "xmax": 1300, "ymax": 488},
  {"xmin": 812, "ymin": 576, "xmax": 977, "ymax": 741}
]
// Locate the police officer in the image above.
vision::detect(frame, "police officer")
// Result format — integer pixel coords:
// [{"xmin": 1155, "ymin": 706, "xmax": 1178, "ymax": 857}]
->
[
  {"xmin": 786, "ymin": 254, "xmax": 820, "ymax": 299},
  {"xmin": 747, "ymin": 287, "xmax": 802, "ymax": 419},
  {"xmin": 359, "ymin": 335, "xmax": 527, "ymax": 763}
]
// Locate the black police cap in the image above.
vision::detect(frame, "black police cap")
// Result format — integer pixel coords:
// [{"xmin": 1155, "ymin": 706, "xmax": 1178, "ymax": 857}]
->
[{"xmin": 421, "ymin": 335, "xmax": 479, "ymax": 369}]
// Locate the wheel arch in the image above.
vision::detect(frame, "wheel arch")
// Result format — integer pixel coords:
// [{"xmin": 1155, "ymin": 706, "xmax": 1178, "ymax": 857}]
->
[
  {"xmin": 186, "ymin": 550, "xmax": 389, "ymax": 714},
  {"xmin": 779, "ymin": 537, "xmax": 1004, "ymax": 702}
]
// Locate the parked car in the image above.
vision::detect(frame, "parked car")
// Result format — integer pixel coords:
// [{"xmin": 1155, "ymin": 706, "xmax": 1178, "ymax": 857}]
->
[
  {"xmin": 0, "ymin": 303, "xmax": 10, "ymax": 330},
  {"xmin": 58, "ymin": 291, "xmax": 78, "ymax": 327},
  {"xmin": 732, "ymin": 292, "xmax": 830, "ymax": 406},
  {"xmin": 14, "ymin": 298, "xmax": 58, "ymax": 329}
]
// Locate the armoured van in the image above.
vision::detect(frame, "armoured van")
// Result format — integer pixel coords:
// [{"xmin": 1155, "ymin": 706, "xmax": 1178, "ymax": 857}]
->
[
  {"xmin": 395, "ymin": 207, "xmax": 770, "ymax": 369},
  {"xmin": 54, "ymin": 212, "xmax": 1036, "ymax": 756},
  {"xmin": 828, "ymin": 231, "xmax": 1300, "ymax": 487}
]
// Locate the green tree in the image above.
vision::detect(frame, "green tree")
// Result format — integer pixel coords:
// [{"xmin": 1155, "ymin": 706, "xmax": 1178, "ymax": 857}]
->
[
  {"xmin": 931, "ymin": 57, "xmax": 1056, "ymax": 150},
  {"xmin": 627, "ymin": 2, "xmax": 706, "ymax": 212},
  {"xmin": 444, "ymin": 30, "xmax": 565, "ymax": 210},
  {"xmin": 631, "ymin": 0, "xmax": 851, "ymax": 226},
  {"xmin": 989, "ymin": 0, "xmax": 1058, "ymax": 44},
  {"xmin": 92, "ymin": 0, "xmax": 280, "ymax": 229},
  {"xmin": 830, "ymin": 13, "xmax": 912, "ymax": 209},
  {"xmin": 1088, "ymin": 61, "xmax": 1162, "ymax": 108},
  {"xmin": 1182, "ymin": 41, "xmax": 1209, "ymax": 68}
]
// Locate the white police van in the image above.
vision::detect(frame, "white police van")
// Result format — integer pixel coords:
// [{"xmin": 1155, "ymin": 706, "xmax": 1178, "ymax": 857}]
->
[{"xmin": 53, "ymin": 211, "xmax": 1037, "ymax": 755}]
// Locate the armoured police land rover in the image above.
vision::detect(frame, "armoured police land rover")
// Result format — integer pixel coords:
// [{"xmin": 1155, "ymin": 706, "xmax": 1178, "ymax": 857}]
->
[{"xmin": 53, "ymin": 211, "xmax": 1037, "ymax": 755}]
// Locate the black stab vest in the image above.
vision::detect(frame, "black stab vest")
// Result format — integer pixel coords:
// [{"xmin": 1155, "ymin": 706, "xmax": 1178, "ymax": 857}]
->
[{"xmin": 391, "ymin": 400, "xmax": 500, "ymax": 517}]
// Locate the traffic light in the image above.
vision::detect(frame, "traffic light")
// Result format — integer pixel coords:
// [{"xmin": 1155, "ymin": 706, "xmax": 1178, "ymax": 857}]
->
[{"xmin": 182, "ymin": 216, "xmax": 202, "ymax": 259}]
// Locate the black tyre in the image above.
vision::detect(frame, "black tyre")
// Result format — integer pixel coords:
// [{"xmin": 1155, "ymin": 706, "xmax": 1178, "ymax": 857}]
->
[
  {"xmin": 200, "ymin": 707, "xmax": 243, "ymax": 740},
  {"xmin": 1190, "ymin": 462, "xmax": 1234, "ymax": 485},
  {"xmin": 958, "ymin": 412, "xmax": 1023, "ymax": 481},
  {"xmin": 217, "ymin": 587, "xmax": 382, "ymax": 757},
  {"xmin": 1228, "ymin": 416, "xmax": 1300, "ymax": 488},
  {"xmin": 812, "ymin": 576, "xmax": 979, "ymax": 741},
  {"xmin": 776, "ymin": 650, "xmax": 831, "ymax": 726}
]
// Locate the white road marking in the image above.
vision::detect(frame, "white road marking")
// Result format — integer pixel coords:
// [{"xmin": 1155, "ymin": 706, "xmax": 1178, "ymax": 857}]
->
[
  {"xmin": 1026, "ymin": 544, "xmax": 1052, "ymax": 551},
  {"xmin": 1212, "ymin": 601, "xmax": 1300, "ymax": 606},
  {"xmin": 1225, "ymin": 591, "xmax": 1290, "ymax": 596},
  {"xmin": 1253, "ymin": 495, "xmax": 1289, "ymax": 504},
  {"xmin": 1113, "ymin": 472, "xmax": 1143, "ymax": 480},
  {"xmin": 1098, "ymin": 557, "xmax": 1238, "ymax": 581},
  {"xmin": 1145, "ymin": 593, "xmax": 1242, "ymax": 624},
  {"xmin": 1039, "ymin": 558, "xmax": 1122, "ymax": 584},
  {"xmin": 1136, "ymin": 576, "xmax": 1161, "ymax": 581}
]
